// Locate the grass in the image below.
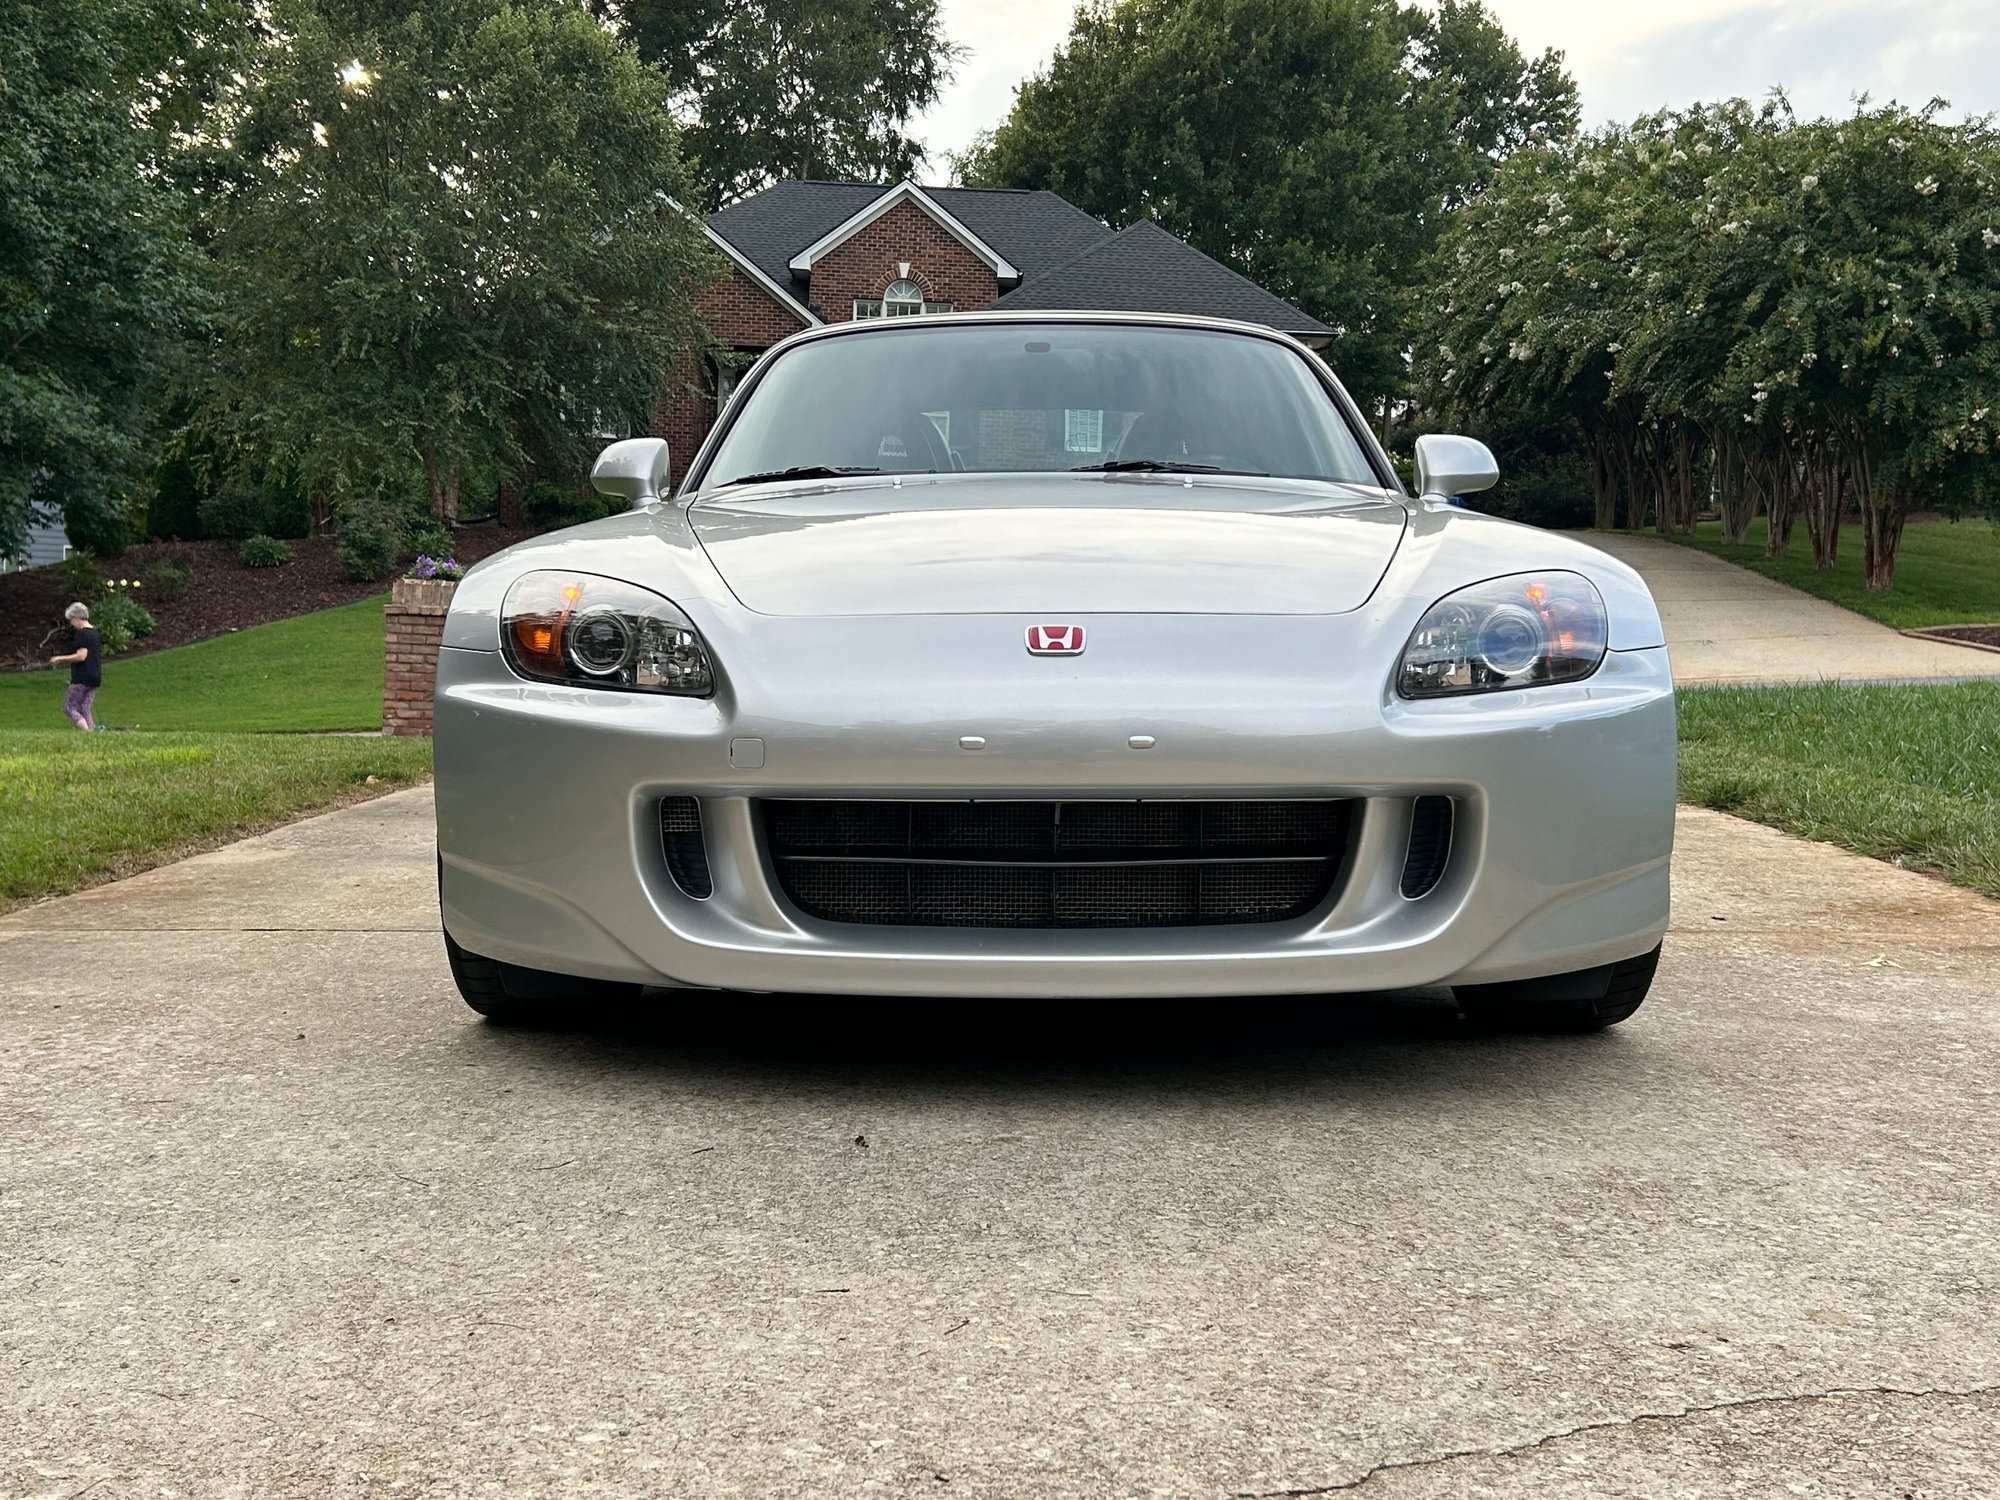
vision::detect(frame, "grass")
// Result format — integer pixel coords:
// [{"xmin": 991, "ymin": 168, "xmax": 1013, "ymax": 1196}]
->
[
  {"xmin": 0, "ymin": 596, "xmax": 391, "ymax": 732},
  {"xmin": 0, "ymin": 730, "xmax": 432, "ymax": 905},
  {"xmin": 1634, "ymin": 516, "xmax": 2000, "ymax": 630},
  {"xmin": 1679, "ymin": 681, "xmax": 2000, "ymax": 898}
]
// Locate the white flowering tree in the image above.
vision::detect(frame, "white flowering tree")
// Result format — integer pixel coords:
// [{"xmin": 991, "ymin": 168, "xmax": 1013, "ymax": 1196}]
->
[{"xmin": 1418, "ymin": 99, "xmax": 2000, "ymax": 589}]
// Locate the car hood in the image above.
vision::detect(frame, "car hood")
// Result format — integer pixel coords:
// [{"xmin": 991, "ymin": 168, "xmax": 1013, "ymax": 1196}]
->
[{"xmin": 684, "ymin": 472, "xmax": 1408, "ymax": 616}]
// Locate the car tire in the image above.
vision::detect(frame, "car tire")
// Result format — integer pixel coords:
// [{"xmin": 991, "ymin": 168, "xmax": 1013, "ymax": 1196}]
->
[
  {"xmin": 443, "ymin": 928, "xmax": 643, "ymax": 1024},
  {"xmin": 1453, "ymin": 943, "xmax": 1661, "ymax": 1034}
]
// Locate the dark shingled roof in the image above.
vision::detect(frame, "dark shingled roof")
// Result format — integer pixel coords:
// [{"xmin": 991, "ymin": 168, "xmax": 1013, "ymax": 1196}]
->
[
  {"xmin": 705, "ymin": 181, "xmax": 1114, "ymax": 297},
  {"xmin": 992, "ymin": 220, "xmax": 1332, "ymax": 339}
]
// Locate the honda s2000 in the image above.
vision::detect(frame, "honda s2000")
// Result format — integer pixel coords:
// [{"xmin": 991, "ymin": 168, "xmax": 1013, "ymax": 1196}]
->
[{"xmin": 433, "ymin": 313, "xmax": 1674, "ymax": 1031}]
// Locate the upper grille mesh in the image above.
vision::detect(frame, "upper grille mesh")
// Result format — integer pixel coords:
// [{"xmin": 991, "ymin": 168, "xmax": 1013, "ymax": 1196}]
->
[{"xmin": 762, "ymin": 799, "xmax": 1352, "ymax": 929}]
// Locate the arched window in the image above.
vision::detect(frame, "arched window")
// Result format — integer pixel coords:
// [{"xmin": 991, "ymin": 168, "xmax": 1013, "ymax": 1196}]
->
[{"xmin": 853, "ymin": 278, "xmax": 952, "ymax": 320}]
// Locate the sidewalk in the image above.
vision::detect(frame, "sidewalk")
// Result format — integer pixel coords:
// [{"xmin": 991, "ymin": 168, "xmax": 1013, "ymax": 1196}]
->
[{"xmin": 1577, "ymin": 531, "xmax": 2000, "ymax": 685}]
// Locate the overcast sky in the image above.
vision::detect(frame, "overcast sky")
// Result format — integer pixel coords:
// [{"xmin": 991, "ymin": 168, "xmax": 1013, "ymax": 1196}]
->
[{"xmin": 910, "ymin": 0, "xmax": 2000, "ymax": 173}]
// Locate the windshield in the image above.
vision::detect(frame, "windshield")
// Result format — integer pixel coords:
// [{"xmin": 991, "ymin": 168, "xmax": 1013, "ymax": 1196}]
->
[{"xmin": 695, "ymin": 323, "xmax": 1382, "ymax": 491}]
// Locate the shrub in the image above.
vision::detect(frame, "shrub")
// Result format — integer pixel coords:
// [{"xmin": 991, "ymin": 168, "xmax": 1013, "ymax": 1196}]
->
[
  {"xmin": 402, "ymin": 520, "xmax": 453, "ymax": 565},
  {"xmin": 239, "ymin": 534, "xmax": 292, "ymax": 568},
  {"xmin": 63, "ymin": 492, "xmax": 132, "ymax": 558},
  {"xmin": 90, "ymin": 589, "xmax": 156, "ymax": 654},
  {"xmin": 523, "ymin": 481, "xmax": 614, "ymax": 532},
  {"xmin": 141, "ymin": 553, "xmax": 194, "ymax": 601},
  {"xmin": 337, "ymin": 502, "xmax": 400, "ymax": 582},
  {"xmin": 51, "ymin": 552, "xmax": 102, "ymax": 600},
  {"xmin": 196, "ymin": 481, "xmax": 277, "ymax": 540}
]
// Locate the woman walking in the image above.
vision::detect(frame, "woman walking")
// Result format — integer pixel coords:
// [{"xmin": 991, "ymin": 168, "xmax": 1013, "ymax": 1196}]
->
[{"xmin": 49, "ymin": 602, "xmax": 103, "ymax": 731}]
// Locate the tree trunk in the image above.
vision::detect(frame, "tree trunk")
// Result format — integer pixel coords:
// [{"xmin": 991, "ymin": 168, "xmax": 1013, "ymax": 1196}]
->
[
  {"xmin": 1761, "ymin": 434, "xmax": 1796, "ymax": 558},
  {"xmin": 1801, "ymin": 434, "xmax": 1842, "ymax": 571},
  {"xmin": 1586, "ymin": 430, "xmax": 1618, "ymax": 530},
  {"xmin": 1859, "ymin": 498, "xmax": 1904, "ymax": 590},
  {"xmin": 422, "ymin": 441, "xmax": 461, "ymax": 524}
]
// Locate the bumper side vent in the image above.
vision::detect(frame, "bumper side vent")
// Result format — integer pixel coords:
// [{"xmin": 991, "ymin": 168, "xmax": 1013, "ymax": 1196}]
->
[
  {"xmin": 660, "ymin": 796, "xmax": 714, "ymax": 899},
  {"xmin": 1400, "ymin": 796, "xmax": 1454, "ymax": 899}
]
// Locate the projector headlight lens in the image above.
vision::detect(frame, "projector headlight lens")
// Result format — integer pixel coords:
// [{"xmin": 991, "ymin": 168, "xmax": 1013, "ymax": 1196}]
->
[
  {"xmin": 1397, "ymin": 572, "xmax": 1608, "ymax": 698},
  {"xmin": 502, "ymin": 571, "xmax": 715, "ymax": 696}
]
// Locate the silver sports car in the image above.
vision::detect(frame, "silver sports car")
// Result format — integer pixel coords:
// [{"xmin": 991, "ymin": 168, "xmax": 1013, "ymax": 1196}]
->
[{"xmin": 433, "ymin": 312, "xmax": 1674, "ymax": 1031}]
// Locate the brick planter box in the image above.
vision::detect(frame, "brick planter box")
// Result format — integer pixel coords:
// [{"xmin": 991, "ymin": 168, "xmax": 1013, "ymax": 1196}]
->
[{"xmin": 384, "ymin": 577, "xmax": 458, "ymax": 736}]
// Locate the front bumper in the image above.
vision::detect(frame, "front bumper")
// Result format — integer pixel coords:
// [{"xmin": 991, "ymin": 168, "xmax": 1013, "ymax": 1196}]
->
[{"xmin": 434, "ymin": 619, "xmax": 1674, "ymax": 999}]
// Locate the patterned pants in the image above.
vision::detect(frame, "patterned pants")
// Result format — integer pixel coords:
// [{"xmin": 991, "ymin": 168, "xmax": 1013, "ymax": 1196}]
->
[{"xmin": 63, "ymin": 683, "xmax": 97, "ymax": 729}]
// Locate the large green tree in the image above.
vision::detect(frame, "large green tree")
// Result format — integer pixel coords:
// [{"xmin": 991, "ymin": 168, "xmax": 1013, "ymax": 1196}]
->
[
  {"xmin": 0, "ymin": 0, "xmax": 216, "ymax": 559},
  {"xmin": 199, "ymin": 0, "xmax": 715, "ymax": 522},
  {"xmin": 599, "ymin": 0, "xmax": 958, "ymax": 207},
  {"xmin": 956, "ymin": 0, "xmax": 1576, "ymax": 410}
]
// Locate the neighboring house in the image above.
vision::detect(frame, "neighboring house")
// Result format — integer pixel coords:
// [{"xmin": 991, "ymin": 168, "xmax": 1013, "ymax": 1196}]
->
[
  {"xmin": 0, "ymin": 504, "xmax": 70, "ymax": 573},
  {"xmin": 654, "ymin": 178, "xmax": 1332, "ymax": 490}
]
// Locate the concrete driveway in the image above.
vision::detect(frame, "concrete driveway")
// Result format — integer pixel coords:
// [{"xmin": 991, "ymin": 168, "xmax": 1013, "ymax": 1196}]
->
[
  {"xmin": 4, "ymin": 787, "xmax": 1998, "ymax": 1498},
  {"xmin": 1579, "ymin": 531, "xmax": 2000, "ymax": 685}
]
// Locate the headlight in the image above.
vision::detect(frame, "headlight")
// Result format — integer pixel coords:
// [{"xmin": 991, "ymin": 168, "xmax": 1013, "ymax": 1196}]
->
[
  {"xmin": 501, "ymin": 571, "xmax": 715, "ymax": 696},
  {"xmin": 1396, "ymin": 572, "xmax": 1608, "ymax": 699}
]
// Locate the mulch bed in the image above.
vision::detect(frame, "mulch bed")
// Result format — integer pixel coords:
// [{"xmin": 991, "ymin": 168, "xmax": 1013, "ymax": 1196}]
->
[
  {"xmin": 0, "ymin": 522, "xmax": 533, "ymax": 671},
  {"xmin": 1904, "ymin": 623, "xmax": 2000, "ymax": 653}
]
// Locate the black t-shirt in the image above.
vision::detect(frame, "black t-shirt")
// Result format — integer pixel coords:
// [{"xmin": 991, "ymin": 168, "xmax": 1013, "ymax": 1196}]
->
[{"xmin": 70, "ymin": 625, "xmax": 102, "ymax": 688}]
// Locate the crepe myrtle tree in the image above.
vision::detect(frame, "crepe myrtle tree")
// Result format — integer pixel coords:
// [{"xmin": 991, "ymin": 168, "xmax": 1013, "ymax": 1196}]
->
[
  {"xmin": 199, "ymin": 0, "xmax": 715, "ymax": 524},
  {"xmin": 1714, "ymin": 107, "xmax": 2000, "ymax": 588},
  {"xmin": 1420, "ymin": 99, "xmax": 2000, "ymax": 589},
  {"xmin": 1417, "ymin": 128, "xmax": 1642, "ymax": 529}
]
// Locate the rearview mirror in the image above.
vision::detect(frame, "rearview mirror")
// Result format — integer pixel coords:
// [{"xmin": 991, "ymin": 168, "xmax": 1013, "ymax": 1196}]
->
[
  {"xmin": 1413, "ymin": 434, "xmax": 1499, "ymax": 502},
  {"xmin": 590, "ymin": 437, "xmax": 671, "ymax": 509}
]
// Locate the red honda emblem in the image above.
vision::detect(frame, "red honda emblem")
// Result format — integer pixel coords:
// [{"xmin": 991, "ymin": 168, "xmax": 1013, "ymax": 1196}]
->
[{"xmin": 1026, "ymin": 624, "xmax": 1085, "ymax": 656}]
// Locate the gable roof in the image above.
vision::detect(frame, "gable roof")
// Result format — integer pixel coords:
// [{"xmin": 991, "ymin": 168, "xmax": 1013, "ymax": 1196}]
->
[
  {"xmin": 992, "ymin": 220, "xmax": 1333, "ymax": 342},
  {"xmin": 706, "ymin": 181, "xmax": 1112, "ymax": 301},
  {"xmin": 785, "ymin": 182, "xmax": 1021, "ymax": 282}
]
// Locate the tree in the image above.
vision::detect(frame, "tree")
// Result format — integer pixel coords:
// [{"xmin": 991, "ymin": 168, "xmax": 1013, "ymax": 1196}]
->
[
  {"xmin": 601, "ymin": 0, "xmax": 959, "ymax": 207},
  {"xmin": 0, "ymin": 0, "xmax": 213, "ymax": 560},
  {"xmin": 1418, "ymin": 99, "xmax": 2000, "ymax": 590},
  {"xmin": 960, "ymin": 0, "xmax": 1576, "ymax": 411},
  {"xmin": 198, "ymin": 0, "xmax": 715, "ymax": 523}
]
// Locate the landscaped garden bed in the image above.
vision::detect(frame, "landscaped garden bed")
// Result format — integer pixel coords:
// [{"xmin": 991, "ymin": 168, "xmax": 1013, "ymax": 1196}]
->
[{"xmin": 0, "ymin": 523, "xmax": 531, "ymax": 670}]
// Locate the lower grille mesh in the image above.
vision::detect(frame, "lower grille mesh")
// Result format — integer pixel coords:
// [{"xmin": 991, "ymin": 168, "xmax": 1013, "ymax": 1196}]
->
[{"xmin": 762, "ymin": 799, "xmax": 1352, "ymax": 929}]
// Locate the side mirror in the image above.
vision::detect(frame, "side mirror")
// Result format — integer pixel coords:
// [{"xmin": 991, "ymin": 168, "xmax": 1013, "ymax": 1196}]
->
[
  {"xmin": 590, "ymin": 437, "xmax": 671, "ymax": 509},
  {"xmin": 1412, "ymin": 434, "xmax": 1499, "ymax": 502}
]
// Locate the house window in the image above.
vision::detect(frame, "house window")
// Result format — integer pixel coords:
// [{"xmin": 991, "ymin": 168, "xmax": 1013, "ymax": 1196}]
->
[
  {"xmin": 1064, "ymin": 408, "xmax": 1105, "ymax": 453},
  {"xmin": 852, "ymin": 278, "xmax": 953, "ymax": 320}
]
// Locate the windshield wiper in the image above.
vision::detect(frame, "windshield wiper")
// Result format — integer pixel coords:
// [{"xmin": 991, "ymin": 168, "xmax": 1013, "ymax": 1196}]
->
[
  {"xmin": 1070, "ymin": 459, "xmax": 1229, "ymax": 474},
  {"xmin": 720, "ymin": 464, "xmax": 884, "ymax": 487}
]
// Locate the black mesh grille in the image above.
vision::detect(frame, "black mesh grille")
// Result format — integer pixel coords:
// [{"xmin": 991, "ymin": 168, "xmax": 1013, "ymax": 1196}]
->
[
  {"xmin": 660, "ymin": 796, "xmax": 713, "ymax": 899},
  {"xmin": 762, "ymin": 799, "xmax": 1352, "ymax": 929},
  {"xmin": 1400, "ymin": 796, "xmax": 1454, "ymax": 899}
]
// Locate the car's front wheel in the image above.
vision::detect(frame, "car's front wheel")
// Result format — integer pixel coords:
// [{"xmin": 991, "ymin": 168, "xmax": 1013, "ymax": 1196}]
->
[
  {"xmin": 1453, "ymin": 944, "xmax": 1661, "ymax": 1034},
  {"xmin": 443, "ymin": 929, "xmax": 643, "ymax": 1024}
]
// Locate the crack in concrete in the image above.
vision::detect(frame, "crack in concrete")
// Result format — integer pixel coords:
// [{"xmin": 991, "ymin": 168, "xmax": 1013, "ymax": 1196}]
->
[{"xmin": 1235, "ymin": 1381, "xmax": 2000, "ymax": 1497}]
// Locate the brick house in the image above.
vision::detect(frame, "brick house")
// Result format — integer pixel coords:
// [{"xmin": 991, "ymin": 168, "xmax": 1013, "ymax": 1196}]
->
[{"xmin": 655, "ymin": 179, "xmax": 1333, "ymax": 492}]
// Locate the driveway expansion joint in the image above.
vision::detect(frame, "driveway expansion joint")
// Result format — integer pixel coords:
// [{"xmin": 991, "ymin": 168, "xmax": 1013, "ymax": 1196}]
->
[{"xmin": 1231, "ymin": 1382, "xmax": 2000, "ymax": 1497}]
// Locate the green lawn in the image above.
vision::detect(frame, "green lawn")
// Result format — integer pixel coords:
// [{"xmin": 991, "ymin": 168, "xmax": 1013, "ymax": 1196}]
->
[
  {"xmin": 1634, "ymin": 517, "xmax": 2000, "ymax": 629},
  {"xmin": 0, "ymin": 595, "xmax": 391, "ymax": 732},
  {"xmin": 1679, "ymin": 681, "xmax": 2000, "ymax": 898},
  {"xmin": 0, "ymin": 730, "xmax": 431, "ymax": 904}
]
